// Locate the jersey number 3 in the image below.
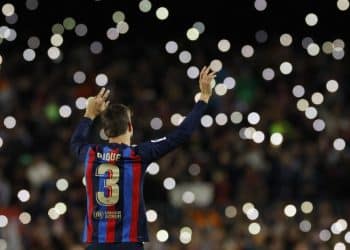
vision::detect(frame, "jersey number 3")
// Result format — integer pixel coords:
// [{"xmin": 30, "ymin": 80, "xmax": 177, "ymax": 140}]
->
[{"xmin": 95, "ymin": 163, "xmax": 120, "ymax": 206}]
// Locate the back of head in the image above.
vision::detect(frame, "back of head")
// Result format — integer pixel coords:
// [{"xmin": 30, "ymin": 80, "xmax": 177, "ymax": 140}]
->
[{"xmin": 101, "ymin": 103, "xmax": 131, "ymax": 138}]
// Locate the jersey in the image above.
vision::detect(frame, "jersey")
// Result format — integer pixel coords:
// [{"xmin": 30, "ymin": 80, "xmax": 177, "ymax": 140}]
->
[{"xmin": 70, "ymin": 101, "xmax": 208, "ymax": 244}]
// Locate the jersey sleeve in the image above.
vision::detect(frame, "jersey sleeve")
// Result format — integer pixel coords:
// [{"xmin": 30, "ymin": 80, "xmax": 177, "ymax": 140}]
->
[
  {"xmin": 136, "ymin": 100, "xmax": 208, "ymax": 164},
  {"xmin": 70, "ymin": 117, "xmax": 94, "ymax": 162}
]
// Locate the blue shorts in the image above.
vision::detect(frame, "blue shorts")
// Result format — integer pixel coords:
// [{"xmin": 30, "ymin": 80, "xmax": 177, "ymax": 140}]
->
[{"xmin": 86, "ymin": 242, "xmax": 144, "ymax": 250}]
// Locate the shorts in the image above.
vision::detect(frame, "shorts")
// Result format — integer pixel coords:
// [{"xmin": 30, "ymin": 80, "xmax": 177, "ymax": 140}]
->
[{"xmin": 86, "ymin": 242, "xmax": 144, "ymax": 250}]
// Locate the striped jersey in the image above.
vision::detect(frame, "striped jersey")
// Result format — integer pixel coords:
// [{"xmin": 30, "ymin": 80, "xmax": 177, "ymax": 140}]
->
[{"xmin": 70, "ymin": 101, "xmax": 207, "ymax": 243}]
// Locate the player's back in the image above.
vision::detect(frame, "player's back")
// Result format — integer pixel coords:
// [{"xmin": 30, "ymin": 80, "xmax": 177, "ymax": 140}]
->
[{"xmin": 82, "ymin": 143, "xmax": 148, "ymax": 244}]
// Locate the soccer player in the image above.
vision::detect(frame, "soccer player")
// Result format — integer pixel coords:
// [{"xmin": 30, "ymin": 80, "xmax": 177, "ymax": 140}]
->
[{"xmin": 70, "ymin": 66, "xmax": 216, "ymax": 250}]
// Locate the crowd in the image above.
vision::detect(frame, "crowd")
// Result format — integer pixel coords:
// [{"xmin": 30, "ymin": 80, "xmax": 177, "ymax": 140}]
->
[{"xmin": 0, "ymin": 37, "xmax": 349, "ymax": 250}]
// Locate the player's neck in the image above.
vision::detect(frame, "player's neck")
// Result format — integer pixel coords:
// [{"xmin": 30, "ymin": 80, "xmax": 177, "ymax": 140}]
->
[{"xmin": 108, "ymin": 134, "xmax": 131, "ymax": 146}]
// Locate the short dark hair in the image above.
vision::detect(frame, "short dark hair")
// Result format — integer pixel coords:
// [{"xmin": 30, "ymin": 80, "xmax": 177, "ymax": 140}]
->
[{"xmin": 101, "ymin": 104, "xmax": 131, "ymax": 138}]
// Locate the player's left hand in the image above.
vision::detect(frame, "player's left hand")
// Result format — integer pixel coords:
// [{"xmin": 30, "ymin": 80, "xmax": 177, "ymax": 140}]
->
[{"xmin": 84, "ymin": 88, "xmax": 110, "ymax": 120}]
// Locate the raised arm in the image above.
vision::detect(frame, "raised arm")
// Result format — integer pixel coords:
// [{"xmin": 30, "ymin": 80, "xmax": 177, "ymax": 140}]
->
[
  {"xmin": 70, "ymin": 88, "xmax": 110, "ymax": 162},
  {"xmin": 137, "ymin": 66, "xmax": 216, "ymax": 163}
]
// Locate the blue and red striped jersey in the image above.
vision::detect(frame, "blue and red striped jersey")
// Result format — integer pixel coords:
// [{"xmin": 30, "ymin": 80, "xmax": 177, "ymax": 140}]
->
[{"xmin": 70, "ymin": 101, "xmax": 207, "ymax": 243}]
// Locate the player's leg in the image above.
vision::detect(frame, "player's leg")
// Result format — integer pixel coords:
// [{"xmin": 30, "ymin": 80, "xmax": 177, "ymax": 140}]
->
[{"xmin": 86, "ymin": 242, "xmax": 144, "ymax": 250}]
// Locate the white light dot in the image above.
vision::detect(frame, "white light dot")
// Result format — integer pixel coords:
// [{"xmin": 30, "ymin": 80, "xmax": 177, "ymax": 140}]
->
[
  {"xmin": 307, "ymin": 43, "xmax": 320, "ymax": 56},
  {"xmin": 170, "ymin": 113, "xmax": 184, "ymax": 126},
  {"xmin": 47, "ymin": 47, "xmax": 61, "ymax": 60},
  {"xmin": 54, "ymin": 202, "xmax": 67, "ymax": 215},
  {"xmin": 230, "ymin": 112, "xmax": 243, "ymax": 124},
  {"xmin": 156, "ymin": 229, "xmax": 169, "ymax": 242},
  {"xmin": 280, "ymin": 33, "xmax": 293, "ymax": 47},
  {"xmin": 163, "ymin": 177, "xmax": 176, "ymax": 190},
  {"xmin": 0, "ymin": 26, "xmax": 10, "ymax": 39},
  {"xmin": 218, "ymin": 39, "xmax": 231, "ymax": 52},
  {"xmin": 4, "ymin": 116, "xmax": 16, "ymax": 129},
  {"xmin": 270, "ymin": 133, "xmax": 283, "ymax": 146},
  {"xmin": 241, "ymin": 45, "xmax": 254, "ymax": 58},
  {"xmin": 73, "ymin": 71, "xmax": 86, "ymax": 84},
  {"xmin": 333, "ymin": 39, "xmax": 345, "ymax": 49},
  {"xmin": 334, "ymin": 242, "xmax": 346, "ymax": 250},
  {"xmin": 186, "ymin": 27, "xmax": 200, "ymax": 41},
  {"xmin": 0, "ymin": 215, "xmax": 8, "ymax": 228},
  {"xmin": 48, "ymin": 208, "xmax": 60, "ymax": 220},
  {"xmin": 210, "ymin": 59, "xmax": 223, "ymax": 72},
  {"xmin": 215, "ymin": 84, "xmax": 227, "ymax": 96},
  {"xmin": 223, "ymin": 77, "xmax": 236, "ymax": 89},
  {"xmin": 284, "ymin": 204, "xmax": 297, "ymax": 217},
  {"xmin": 19, "ymin": 212, "xmax": 31, "ymax": 224},
  {"xmin": 187, "ymin": 66, "xmax": 199, "ymax": 79},
  {"xmin": 165, "ymin": 41, "xmax": 178, "ymax": 54},
  {"xmin": 297, "ymin": 99, "xmax": 309, "ymax": 111},
  {"xmin": 179, "ymin": 51, "xmax": 192, "ymax": 64},
  {"xmin": 322, "ymin": 41, "xmax": 334, "ymax": 54},
  {"xmin": 326, "ymin": 80, "xmax": 339, "ymax": 93},
  {"xmin": 344, "ymin": 231, "xmax": 350, "ymax": 243},
  {"xmin": 319, "ymin": 229, "xmax": 331, "ymax": 241},
  {"xmin": 301, "ymin": 201, "xmax": 313, "ymax": 214},
  {"xmin": 0, "ymin": 55, "xmax": 3, "ymax": 64},
  {"xmin": 337, "ymin": 0, "xmax": 350, "ymax": 11},
  {"xmin": 146, "ymin": 210, "xmax": 158, "ymax": 223},
  {"xmin": 242, "ymin": 202, "xmax": 255, "ymax": 214},
  {"xmin": 215, "ymin": 113, "xmax": 228, "ymax": 126},
  {"xmin": 280, "ymin": 61, "xmax": 293, "ymax": 75},
  {"xmin": 17, "ymin": 189, "xmax": 30, "ymax": 202},
  {"xmin": 59, "ymin": 105, "xmax": 72, "ymax": 118},
  {"xmin": 90, "ymin": 41, "xmax": 103, "ymax": 54},
  {"xmin": 2, "ymin": 3, "xmax": 15, "ymax": 17},
  {"xmin": 201, "ymin": 115, "xmax": 213, "ymax": 128},
  {"xmin": 252, "ymin": 131, "xmax": 265, "ymax": 144},
  {"xmin": 56, "ymin": 178, "xmax": 69, "ymax": 191},
  {"xmin": 305, "ymin": 13, "xmax": 318, "ymax": 26},
  {"xmin": 50, "ymin": 34, "xmax": 63, "ymax": 47},
  {"xmin": 182, "ymin": 191, "xmax": 195, "ymax": 204},
  {"xmin": 254, "ymin": 0, "xmax": 267, "ymax": 11},
  {"xmin": 244, "ymin": 127, "xmax": 256, "ymax": 140},
  {"xmin": 0, "ymin": 137, "xmax": 3, "ymax": 148},
  {"xmin": 146, "ymin": 162, "xmax": 159, "ymax": 175},
  {"xmin": 139, "ymin": 0, "xmax": 152, "ymax": 12},
  {"xmin": 247, "ymin": 112, "xmax": 260, "ymax": 125},
  {"xmin": 313, "ymin": 119, "xmax": 326, "ymax": 132},
  {"xmin": 305, "ymin": 107, "xmax": 318, "ymax": 120},
  {"xmin": 262, "ymin": 68, "xmax": 275, "ymax": 81},
  {"xmin": 82, "ymin": 177, "xmax": 86, "ymax": 186},
  {"xmin": 156, "ymin": 7, "xmax": 169, "ymax": 20},
  {"xmin": 332, "ymin": 48, "xmax": 345, "ymax": 60},
  {"xmin": 106, "ymin": 27, "xmax": 119, "ymax": 40},
  {"xmin": 116, "ymin": 21, "xmax": 129, "ymax": 34},
  {"xmin": 225, "ymin": 206, "xmax": 237, "ymax": 218},
  {"xmin": 292, "ymin": 85, "xmax": 305, "ymax": 98},
  {"xmin": 246, "ymin": 208, "xmax": 259, "ymax": 220},
  {"xmin": 23, "ymin": 49, "xmax": 36, "ymax": 62},
  {"xmin": 311, "ymin": 92, "xmax": 324, "ymax": 105},
  {"xmin": 150, "ymin": 117, "xmax": 163, "ymax": 130},
  {"xmin": 75, "ymin": 24, "xmax": 88, "ymax": 37},
  {"xmin": 299, "ymin": 220, "xmax": 312, "ymax": 232},
  {"xmin": 179, "ymin": 227, "xmax": 192, "ymax": 244},
  {"xmin": 333, "ymin": 138, "xmax": 346, "ymax": 151},
  {"xmin": 112, "ymin": 11, "xmax": 125, "ymax": 23},
  {"xmin": 95, "ymin": 73, "xmax": 108, "ymax": 86},
  {"xmin": 248, "ymin": 222, "xmax": 261, "ymax": 235},
  {"xmin": 193, "ymin": 21, "xmax": 205, "ymax": 34}
]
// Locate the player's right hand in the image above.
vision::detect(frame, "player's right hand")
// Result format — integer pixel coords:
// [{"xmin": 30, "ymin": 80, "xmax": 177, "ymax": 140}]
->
[
  {"xmin": 199, "ymin": 66, "xmax": 216, "ymax": 103},
  {"xmin": 84, "ymin": 88, "xmax": 110, "ymax": 120}
]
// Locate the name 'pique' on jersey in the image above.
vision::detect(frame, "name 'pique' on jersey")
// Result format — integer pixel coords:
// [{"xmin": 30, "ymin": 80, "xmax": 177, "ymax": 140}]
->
[{"xmin": 70, "ymin": 101, "xmax": 207, "ymax": 243}]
